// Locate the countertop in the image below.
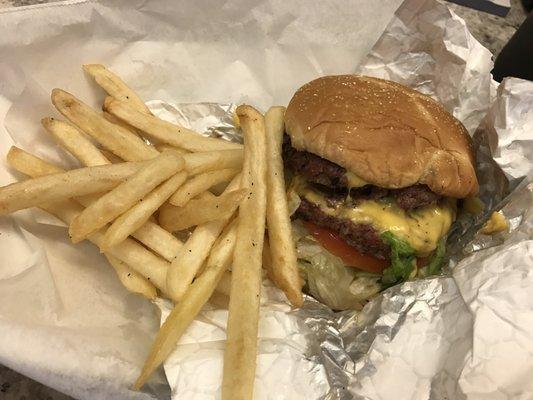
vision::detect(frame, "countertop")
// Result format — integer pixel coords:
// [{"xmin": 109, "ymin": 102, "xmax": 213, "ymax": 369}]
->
[{"xmin": 0, "ymin": 0, "xmax": 528, "ymax": 399}]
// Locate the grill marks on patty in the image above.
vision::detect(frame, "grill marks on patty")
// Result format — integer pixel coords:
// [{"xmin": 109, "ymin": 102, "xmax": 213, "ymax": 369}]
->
[
  {"xmin": 283, "ymin": 139, "xmax": 441, "ymax": 210},
  {"xmin": 296, "ymin": 198, "xmax": 391, "ymax": 259}
]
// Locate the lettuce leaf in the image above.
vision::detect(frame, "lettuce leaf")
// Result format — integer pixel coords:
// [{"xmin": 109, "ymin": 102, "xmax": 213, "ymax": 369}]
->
[
  {"xmin": 293, "ymin": 221, "xmax": 381, "ymax": 310},
  {"xmin": 380, "ymin": 231, "xmax": 416, "ymax": 288},
  {"xmin": 420, "ymin": 237, "xmax": 446, "ymax": 277}
]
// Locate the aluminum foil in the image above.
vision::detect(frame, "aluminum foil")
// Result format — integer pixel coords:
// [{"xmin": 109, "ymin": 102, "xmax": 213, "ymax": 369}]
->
[
  {"xmin": 147, "ymin": 101, "xmax": 241, "ymax": 144},
  {"xmin": 156, "ymin": 1, "xmax": 533, "ymax": 399}
]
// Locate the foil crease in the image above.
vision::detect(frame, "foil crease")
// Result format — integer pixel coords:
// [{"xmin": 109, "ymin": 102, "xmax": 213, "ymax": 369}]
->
[
  {"xmin": 158, "ymin": 1, "xmax": 533, "ymax": 399},
  {"xmin": 147, "ymin": 101, "xmax": 242, "ymax": 144}
]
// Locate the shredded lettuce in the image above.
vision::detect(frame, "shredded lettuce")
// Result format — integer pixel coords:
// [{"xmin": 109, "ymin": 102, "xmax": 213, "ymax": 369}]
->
[
  {"xmin": 380, "ymin": 231, "xmax": 416, "ymax": 288},
  {"xmin": 292, "ymin": 223, "xmax": 447, "ymax": 310},
  {"xmin": 293, "ymin": 221, "xmax": 381, "ymax": 310},
  {"xmin": 420, "ymin": 237, "xmax": 446, "ymax": 277}
]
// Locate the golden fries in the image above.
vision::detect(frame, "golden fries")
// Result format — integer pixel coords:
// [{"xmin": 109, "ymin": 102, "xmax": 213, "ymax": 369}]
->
[
  {"xmin": 0, "ymin": 62, "xmax": 308, "ymax": 399},
  {"xmin": 7, "ymin": 146, "xmax": 184, "ymax": 262},
  {"xmin": 159, "ymin": 188, "xmax": 246, "ymax": 232},
  {"xmin": 155, "ymin": 143, "xmax": 189, "ymax": 154},
  {"xmin": 51, "ymin": 89, "xmax": 159, "ymax": 161},
  {"xmin": 166, "ymin": 176, "xmax": 242, "ymax": 301},
  {"xmin": 104, "ymin": 97, "xmax": 243, "ymax": 152},
  {"xmin": 83, "ymin": 64, "xmax": 152, "ymax": 114},
  {"xmin": 6, "ymin": 146, "xmax": 64, "ymax": 176},
  {"xmin": 99, "ymin": 148, "xmax": 124, "ymax": 164},
  {"xmin": 102, "ymin": 111, "xmax": 143, "ymax": 139},
  {"xmin": 134, "ymin": 220, "xmax": 238, "ymax": 389},
  {"xmin": 222, "ymin": 105, "xmax": 268, "ymax": 400},
  {"xmin": 41, "ymin": 199, "xmax": 170, "ymax": 294},
  {"xmin": 264, "ymin": 107, "xmax": 303, "ymax": 306},
  {"xmin": 168, "ymin": 168, "xmax": 239, "ymax": 207},
  {"xmin": 41, "ymin": 117, "xmax": 111, "ymax": 167},
  {"xmin": 215, "ymin": 270, "xmax": 232, "ymax": 298},
  {"xmin": 69, "ymin": 151, "xmax": 185, "ymax": 242},
  {"xmin": 183, "ymin": 149, "xmax": 243, "ymax": 175},
  {"xmin": 103, "ymin": 171, "xmax": 188, "ymax": 249},
  {"xmin": 131, "ymin": 222, "xmax": 182, "ymax": 262},
  {"xmin": 0, "ymin": 161, "xmax": 147, "ymax": 216},
  {"xmin": 105, "ymin": 254, "xmax": 157, "ymax": 300},
  {"xmin": 8, "ymin": 147, "xmax": 161, "ymax": 298}
]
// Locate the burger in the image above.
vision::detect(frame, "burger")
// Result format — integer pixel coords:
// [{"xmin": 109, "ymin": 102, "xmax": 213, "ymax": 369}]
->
[{"xmin": 283, "ymin": 75, "xmax": 478, "ymax": 310}]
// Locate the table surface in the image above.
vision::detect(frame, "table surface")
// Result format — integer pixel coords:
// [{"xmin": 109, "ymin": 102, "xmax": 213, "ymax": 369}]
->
[{"xmin": 0, "ymin": 0, "xmax": 528, "ymax": 399}]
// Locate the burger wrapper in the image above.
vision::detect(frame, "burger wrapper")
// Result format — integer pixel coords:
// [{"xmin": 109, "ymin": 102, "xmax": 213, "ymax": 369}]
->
[{"xmin": 0, "ymin": 0, "xmax": 531, "ymax": 399}]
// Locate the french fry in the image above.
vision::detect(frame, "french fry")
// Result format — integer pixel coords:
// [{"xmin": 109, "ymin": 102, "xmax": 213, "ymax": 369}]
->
[
  {"xmin": 131, "ymin": 222, "xmax": 182, "ymax": 262},
  {"xmin": 159, "ymin": 188, "xmax": 246, "ymax": 232},
  {"xmin": 69, "ymin": 151, "xmax": 185, "ymax": 242},
  {"xmin": 264, "ymin": 107, "xmax": 303, "ymax": 307},
  {"xmin": 215, "ymin": 270, "xmax": 232, "ymax": 297},
  {"xmin": 99, "ymin": 148, "xmax": 124, "ymax": 164},
  {"xmin": 155, "ymin": 143, "xmax": 189, "ymax": 155},
  {"xmin": 0, "ymin": 161, "xmax": 147, "ymax": 216},
  {"xmin": 7, "ymin": 148, "xmax": 162, "ymax": 297},
  {"xmin": 195, "ymin": 191, "xmax": 216, "ymax": 200},
  {"xmin": 169, "ymin": 168, "xmax": 239, "ymax": 207},
  {"xmin": 103, "ymin": 171, "xmax": 188, "ymax": 249},
  {"xmin": 166, "ymin": 175, "xmax": 241, "ymax": 301},
  {"xmin": 7, "ymin": 146, "xmax": 106, "ymax": 206},
  {"xmin": 134, "ymin": 220, "xmax": 238, "ymax": 390},
  {"xmin": 41, "ymin": 199, "xmax": 170, "ymax": 294},
  {"xmin": 51, "ymin": 89, "xmax": 159, "ymax": 161},
  {"xmin": 41, "ymin": 117, "xmax": 111, "ymax": 167},
  {"xmin": 6, "ymin": 146, "xmax": 183, "ymax": 262},
  {"xmin": 261, "ymin": 239, "xmax": 280, "ymax": 287},
  {"xmin": 183, "ymin": 149, "xmax": 243, "ymax": 175},
  {"xmin": 103, "ymin": 111, "xmax": 143, "ymax": 139},
  {"xmin": 6, "ymin": 146, "xmax": 64, "ymax": 176},
  {"xmin": 105, "ymin": 254, "xmax": 157, "ymax": 300},
  {"xmin": 104, "ymin": 97, "xmax": 243, "ymax": 152},
  {"xmin": 222, "ymin": 105, "xmax": 268, "ymax": 400},
  {"xmin": 83, "ymin": 64, "xmax": 152, "ymax": 114}
]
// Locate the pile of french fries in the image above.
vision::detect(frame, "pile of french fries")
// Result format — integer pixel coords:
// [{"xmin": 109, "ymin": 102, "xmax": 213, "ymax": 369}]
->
[{"xmin": 0, "ymin": 64, "xmax": 303, "ymax": 398}]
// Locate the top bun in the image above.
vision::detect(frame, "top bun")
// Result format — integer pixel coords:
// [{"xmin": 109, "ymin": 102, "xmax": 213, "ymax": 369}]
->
[{"xmin": 284, "ymin": 75, "xmax": 478, "ymax": 198}]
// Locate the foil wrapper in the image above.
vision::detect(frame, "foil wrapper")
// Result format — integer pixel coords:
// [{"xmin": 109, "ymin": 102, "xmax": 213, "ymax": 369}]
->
[{"xmin": 155, "ymin": 1, "xmax": 533, "ymax": 399}]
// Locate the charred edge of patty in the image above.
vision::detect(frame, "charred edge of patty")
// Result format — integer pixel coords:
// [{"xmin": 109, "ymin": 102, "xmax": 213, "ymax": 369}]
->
[
  {"xmin": 283, "ymin": 136, "xmax": 441, "ymax": 210},
  {"xmin": 295, "ymin": 198, "xmax": 391, "ymax": 260}
]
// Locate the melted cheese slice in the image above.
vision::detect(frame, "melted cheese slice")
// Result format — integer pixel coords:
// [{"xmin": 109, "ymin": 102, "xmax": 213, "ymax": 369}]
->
[
  {"xmin": 345, "ymin": 171, "xmax": 368, "ymax": 188},
  {"xmin": 293, "ymin": 177, "xmax": 455, "ymax": 255},
  {"xmin": 480, "ymin": 211, "xmax": 508, "ymax": 235}
]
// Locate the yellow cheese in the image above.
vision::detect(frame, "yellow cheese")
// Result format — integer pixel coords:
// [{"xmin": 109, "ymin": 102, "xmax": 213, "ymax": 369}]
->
[
  {"xmin": 345, "ymin": 171, "xmax": 368, "ymax": 188},
  {"xmin": 292, "ymin": 177, "xmax": 455, "ymax": 255},
  {"xmin": 480, "ymin": 211, "xmax": 508, "ymax": 235}
]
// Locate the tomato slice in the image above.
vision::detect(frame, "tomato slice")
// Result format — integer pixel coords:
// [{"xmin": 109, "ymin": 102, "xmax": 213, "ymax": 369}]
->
[
  {"xmin": 417, "ymin": 256, "xmax": 429, "ymax": 268},
  {"xmin": 302, "ymin": 221, "xmax": 389, "ymax": 273}
]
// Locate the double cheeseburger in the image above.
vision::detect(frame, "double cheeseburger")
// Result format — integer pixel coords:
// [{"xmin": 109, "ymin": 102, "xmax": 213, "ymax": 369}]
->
[{"xmin": 283, "ymin": 75, "xmax": 478, "ymax": 310}]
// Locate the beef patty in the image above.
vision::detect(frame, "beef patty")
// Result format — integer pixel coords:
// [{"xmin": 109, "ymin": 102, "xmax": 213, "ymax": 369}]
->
[
  {"xmin": 295, "ymin": 198, "xmax": 391, "ymax": 260},
  {"xmin": 283, "ymin": 139, "xmax": 440, "ymax": 210}
]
